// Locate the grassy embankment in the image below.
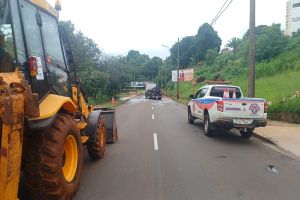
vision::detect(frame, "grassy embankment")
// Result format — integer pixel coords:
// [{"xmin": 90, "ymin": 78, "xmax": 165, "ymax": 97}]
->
[
  {"xmin": 89, "ymin": 90, "xmax": 145, "ymax": 109},
  {"xmin": 166, "ymin": 40, "xmax": 300, "ymax": 123}
]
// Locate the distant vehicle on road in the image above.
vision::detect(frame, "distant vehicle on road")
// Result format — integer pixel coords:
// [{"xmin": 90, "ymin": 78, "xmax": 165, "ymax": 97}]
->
[
  {"xmin": 145, "ymin": 86, "xmax": 162, "ymax": 100},
  {"xmin": 188, "ymin": 84, "xmax": 268, "ymax": 138}
]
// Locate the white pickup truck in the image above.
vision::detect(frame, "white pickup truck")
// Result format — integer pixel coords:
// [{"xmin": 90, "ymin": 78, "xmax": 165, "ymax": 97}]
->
[{"xmin": 188, "ymin": 85, "xmax": 268, "ymax": 138}]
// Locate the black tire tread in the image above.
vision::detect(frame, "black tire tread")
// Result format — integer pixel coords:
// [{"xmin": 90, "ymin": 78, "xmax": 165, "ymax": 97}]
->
[
  {"xmin": 204, "ymin": 114, "xmax": 213, "ymax": 137},
  {"xmin": 22, "ymin": 114, "xmax": 83, "ymax": 200},
  {"xmin": 240, "ymin": 128, "xmax": 253, "ymax": 139},
  {"xmin": 188, "ymin": 107, "xmax": 195, "ymax": 124},
  {"xmin": 87, "ymin": 116, "xmax": 106, "ymax": 159}
]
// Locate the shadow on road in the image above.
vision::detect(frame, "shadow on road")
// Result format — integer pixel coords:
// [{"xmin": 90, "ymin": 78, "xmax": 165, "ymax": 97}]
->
[{"xmin": 192, "ymin": 121, "xmax": 258, "ymax": 146}]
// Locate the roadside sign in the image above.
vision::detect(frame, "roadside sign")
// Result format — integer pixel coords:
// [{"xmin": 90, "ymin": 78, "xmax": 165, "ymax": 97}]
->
[
  {"xmin": 172, "ymin": 71, "xmax": 178, "ymax": 82},
  {"xmin": 172, "ymin": 68, "xmax": 194, "ymax": 82}
]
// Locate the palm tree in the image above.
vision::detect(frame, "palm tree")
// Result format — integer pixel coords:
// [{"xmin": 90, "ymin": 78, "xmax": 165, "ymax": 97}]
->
[{"xmin": 226, "ymin": 37, "xmax": 241, "ymax": 54}]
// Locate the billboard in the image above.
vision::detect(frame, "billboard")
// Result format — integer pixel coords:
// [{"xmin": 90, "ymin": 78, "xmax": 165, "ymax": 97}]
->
[{"xmin": 172, "ymin": 68, "xmax": 194, "ymax": 82}]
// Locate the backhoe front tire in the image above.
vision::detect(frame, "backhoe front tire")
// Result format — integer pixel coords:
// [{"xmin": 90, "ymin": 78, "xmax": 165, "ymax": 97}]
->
[
  {"xmin": 22, "ymin": 114, "xmax": 83, "ymax": 200},
  {"xmin": 87, "ymin": 116, "xmax": 106, "ymax": 159}
]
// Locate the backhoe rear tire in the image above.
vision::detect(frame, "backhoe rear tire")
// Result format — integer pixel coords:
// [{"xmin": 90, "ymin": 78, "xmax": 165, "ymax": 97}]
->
[
  {"xmin": 22, "ymin": 114, "xmax": 83, "ymax": 200},
  {"xmin": 87, "ymin": 116, "xmax": 106, "ymax": 159}
]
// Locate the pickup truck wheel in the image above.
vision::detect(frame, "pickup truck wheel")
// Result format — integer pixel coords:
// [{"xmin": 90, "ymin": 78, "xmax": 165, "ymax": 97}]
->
[
  {"xmin": 240, "ymin": 128, "xmax": 253, "ymax": 139},
  {"xmin": 204, "ymin": 114, "xmax": 213, "ymax": 137},
  {"xmin": 188, "ymin": 108, "xmax": 195, "ymax": 124}
]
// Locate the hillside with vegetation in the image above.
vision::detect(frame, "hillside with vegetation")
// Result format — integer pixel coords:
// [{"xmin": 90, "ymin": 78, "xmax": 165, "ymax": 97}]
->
[
  {"xmin": 165, "ymin": 24, "xmax": 300, "ymax": 123},
  {"xmin": 61, "ymin": 20, "xmax": 299, "ymax": 122}
]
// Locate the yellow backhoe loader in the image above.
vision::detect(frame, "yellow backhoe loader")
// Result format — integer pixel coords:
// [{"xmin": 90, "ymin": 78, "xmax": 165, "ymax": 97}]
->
[{"xmin": 0, "ymin": 0, "xmax": 118, "ymax": 199}]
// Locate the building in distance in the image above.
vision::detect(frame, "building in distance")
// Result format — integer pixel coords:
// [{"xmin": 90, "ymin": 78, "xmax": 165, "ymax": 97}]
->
[{"xmin": 286, "ymin": 0, "xmax": 300, "ymax": 36}]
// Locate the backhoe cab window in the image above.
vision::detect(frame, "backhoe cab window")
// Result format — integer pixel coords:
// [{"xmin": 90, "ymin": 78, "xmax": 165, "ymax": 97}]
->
[
  {"xmin": 0, "ymin": 0, "xmax": 17, "ymax": 72},
  {"xmin": 41, "ymin": 12, "xmax": 69, "ymax": 96}
]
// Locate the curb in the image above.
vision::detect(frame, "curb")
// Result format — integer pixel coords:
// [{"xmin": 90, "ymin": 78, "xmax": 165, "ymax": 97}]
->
[{"xmin": 253, "ymin": 132, "xmax": 276, "ymax": 145}]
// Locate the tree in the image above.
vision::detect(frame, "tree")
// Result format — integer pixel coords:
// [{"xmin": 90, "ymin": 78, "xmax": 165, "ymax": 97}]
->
[
  {"xmin": 170, "ymin": 36, "xmax": 195, "ymax": 68},
  {"xmin": 226, "ymin": 37, "xmax": 241, "ymax": 54},
  {"xmin": 168, "ymin": 23, "xmax": 222, "ymax": 69},
  {"xmin": 144, "ymin": 57, "xmax": 163, "ymax": 80},
  {"xmin": 60, "ymin": 21, "xmax": 132, "ymax": 100},
  {"xmin": 194, "ymin": 23, "xmax": 222, "ymax": 61},
  {"xmin": 205, "ymin": 49, "xmax": 219, "ymax": 65},
  {"xmin": 255, "ymin": 24, "xmax": 287, "ymax": 61}
]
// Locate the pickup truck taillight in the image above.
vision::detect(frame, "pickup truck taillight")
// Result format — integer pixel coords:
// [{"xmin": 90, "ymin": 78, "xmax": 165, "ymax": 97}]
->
[
  {"xmin": 264, "ymin": 101, "xmax": 268, "ymax": 113},
  {"xmin": 216, "ymin": 100, "xmax": 224, "ymax": 112}
]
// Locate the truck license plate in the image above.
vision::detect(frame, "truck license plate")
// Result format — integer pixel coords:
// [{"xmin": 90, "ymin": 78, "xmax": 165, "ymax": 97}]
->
[{"xmin": 233, "ymin": 119, "xmax": 253, "ymax": 125}]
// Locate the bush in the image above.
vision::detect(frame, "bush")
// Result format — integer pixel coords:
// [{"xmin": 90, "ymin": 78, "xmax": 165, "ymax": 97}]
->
[
  {"xmin": 89, "ymin": 93, "xmax": 110, "ymax": 105},
  {"xmin": 268, "ymin": 96, "xmax": 300, "ymax": 123}
]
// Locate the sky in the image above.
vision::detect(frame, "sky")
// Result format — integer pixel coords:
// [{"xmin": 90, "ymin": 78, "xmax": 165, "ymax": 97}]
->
[{"xmin": 49, "ymin": 0, "xmax": 287, "ymax": 59}]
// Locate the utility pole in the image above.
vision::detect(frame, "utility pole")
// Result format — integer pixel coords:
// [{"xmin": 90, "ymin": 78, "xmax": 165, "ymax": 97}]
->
[
  {"xmin": 177, "ymin": 37, "xmax": 180, "ymax": 100},
  {"xmin": 248, "ymin": 0, "xmax": 255, "ymax": 97}
]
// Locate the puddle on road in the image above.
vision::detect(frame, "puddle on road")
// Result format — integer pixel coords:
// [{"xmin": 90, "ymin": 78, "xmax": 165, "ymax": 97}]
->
[
  {"xmin": 151, "ymin": 98, "xmax": 175, "ymax": 107},
  {"xmin": 266, "ymin": 165, "xmax": 279, "ymax": 174},
  {"xmin": 126, "ymin": 96, "xmax": 148, "ymax": 105},
  {"xmin": 126, "ymin": 96, "xmax": 175, "ymax": 106}
]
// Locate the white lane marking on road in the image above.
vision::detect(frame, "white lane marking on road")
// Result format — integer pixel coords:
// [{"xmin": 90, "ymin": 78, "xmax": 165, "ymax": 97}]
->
[
  {"xmin": 153, "ymin": 133, "xmax": 159, "ymax": 150},
  {"xmin": 152, "ymin": 106, "xmax": 154, "ymax": 110},
  {"xmin": 152, "ymin": 114, "xmax": 155, "ymax": 120}
]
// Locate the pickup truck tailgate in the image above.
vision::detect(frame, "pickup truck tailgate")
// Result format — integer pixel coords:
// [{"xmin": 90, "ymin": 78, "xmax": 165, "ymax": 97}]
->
[{"xmin": 223, "ymin": 98, "xmax": 265, "ymax": 119}]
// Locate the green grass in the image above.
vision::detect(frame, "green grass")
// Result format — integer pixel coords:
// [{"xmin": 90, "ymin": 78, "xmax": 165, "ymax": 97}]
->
[
  {"xmin": 89, "ymin": 92, "xmax": 133, "ymax": 109},
  {"xmin": 96, "ymin": 99, "xmax": 125, "ymax": 109},
  {"xmin": 166, "ymin": 81, "xmax": 204, "ymax": 104},
  {"xmin": 167, "ymin": 70, "xmax": 300, "ymax": 105},
  {"xmin": 232, "ymin": 70, "xmax": 300, "ymax": 104}
]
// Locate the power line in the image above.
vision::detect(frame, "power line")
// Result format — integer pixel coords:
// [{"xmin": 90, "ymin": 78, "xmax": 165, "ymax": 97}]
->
[
  {"xmin": 212, "ymin": 0, "xmax": 234, "ymax": 25},
  {"xmin": 211, "ymin": 0, "xmax": 230, "ymax": 25},
  {"xmin": 211, "ymin": 0, "xmax": 234, "ymax": 26}
]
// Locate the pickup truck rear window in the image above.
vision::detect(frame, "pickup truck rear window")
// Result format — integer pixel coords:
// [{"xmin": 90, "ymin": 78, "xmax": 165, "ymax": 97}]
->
[{"xmin": 210, "ymin": 86, "xmax": 242, "ymax": 98}]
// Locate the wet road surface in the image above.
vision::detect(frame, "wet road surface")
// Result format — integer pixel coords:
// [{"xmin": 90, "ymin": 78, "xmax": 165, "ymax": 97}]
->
[{"xmin": 75, "ymin": 96, "xmax": 300, "ymax": 200}]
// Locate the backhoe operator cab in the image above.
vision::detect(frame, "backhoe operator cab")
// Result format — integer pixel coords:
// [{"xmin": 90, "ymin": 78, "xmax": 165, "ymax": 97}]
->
[
  {"xmin": 0, "ymin": 0, "xmax": 69, "ymax": 98},
  {"xmin": 0, "ymin": 0, "xmax": 118, "ymax": 200}
]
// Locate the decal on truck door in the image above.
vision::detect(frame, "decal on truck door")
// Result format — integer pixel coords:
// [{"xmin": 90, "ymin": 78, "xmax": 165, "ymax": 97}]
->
[{"xmin": 195, "ymin": 98, "xmax": 217, "ymax": 110}]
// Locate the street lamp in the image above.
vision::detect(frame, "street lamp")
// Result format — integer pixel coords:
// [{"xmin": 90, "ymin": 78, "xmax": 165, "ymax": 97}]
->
[{"xmin": 161, "ymin": 38, "xmax": 180, "ymax": 100}]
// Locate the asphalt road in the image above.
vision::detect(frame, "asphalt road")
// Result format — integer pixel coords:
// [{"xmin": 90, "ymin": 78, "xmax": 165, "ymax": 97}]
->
[{"xmin": 75, "ymin": 96, "xmax": 300, "ymax": 200}]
